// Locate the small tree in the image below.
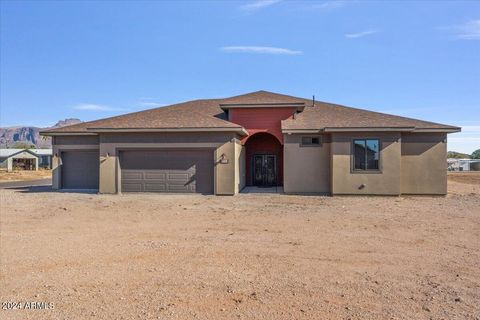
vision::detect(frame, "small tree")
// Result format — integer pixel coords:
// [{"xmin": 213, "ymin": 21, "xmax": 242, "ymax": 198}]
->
[{"xmin": 471, "ymin": 149, "xmax": 480, "ymax": 159}]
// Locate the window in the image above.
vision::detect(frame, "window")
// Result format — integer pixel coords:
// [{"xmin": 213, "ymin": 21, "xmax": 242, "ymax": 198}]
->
[
  {"xmin": 353, "ymin": 139, "xmax": 380, "ymax": 171},
  {"xmin": 301, "ymin": 136, "xmax": 321, "ymax": 146}
]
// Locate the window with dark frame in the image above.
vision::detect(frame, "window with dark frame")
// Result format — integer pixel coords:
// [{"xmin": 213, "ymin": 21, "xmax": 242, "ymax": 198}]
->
[
  {"xmin": 353, "ymin": 139, "xmax": 380, "ymax": 171},
  {"xmin": 301, "ymin": 136, "xmax": 321, "ymax": 146}
]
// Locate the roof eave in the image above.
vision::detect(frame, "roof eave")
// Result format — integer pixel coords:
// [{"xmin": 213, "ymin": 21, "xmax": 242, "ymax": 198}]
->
[
  {"xmin": 323, "ymin": 127, "xmax": 415, "ymax": 132},
  {"xmin": 220, "ymin": 102, "xmax": 305, "ymax": 112},
  {"xmin": 40, "ymin": 131, "xmax": 98, "ymax": 136},
  {"xmin": 282, "ymin": 129, "xmax": 322, "ymax": 134},
  {"xmin": 86, "ymin": 127, "xmax": 249, "ymax": 136},
  {"xmin": 412, "ymin": 128, "xmax": 461, "ymax": 133},
  {"xmin": 282, "ymin": 126, "xmax": 461, "ymax": 133}
]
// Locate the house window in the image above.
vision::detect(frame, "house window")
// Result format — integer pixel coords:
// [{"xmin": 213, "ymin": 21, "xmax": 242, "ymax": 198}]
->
[
  {"xmin": 353, "ymin": 139, "xmax": 380, "ymax": 171},
  {"xmin": 301, "ymin": 136, "xmax": 321, "ymax": 146}
]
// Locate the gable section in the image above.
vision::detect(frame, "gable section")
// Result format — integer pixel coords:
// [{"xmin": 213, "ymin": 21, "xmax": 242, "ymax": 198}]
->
[{"xmin": 229, "ymin": 107, "xmax": 296, "ymax": 144}]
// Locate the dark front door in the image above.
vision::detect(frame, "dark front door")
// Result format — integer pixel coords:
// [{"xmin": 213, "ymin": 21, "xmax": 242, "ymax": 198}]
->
[{"xmin": 253, "ymin": 155, "xmax": 277, "ymax": 187}]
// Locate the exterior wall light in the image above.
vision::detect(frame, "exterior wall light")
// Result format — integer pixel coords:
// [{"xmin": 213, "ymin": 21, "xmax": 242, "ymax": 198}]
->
[{"xmin": 219, "ymin": 153, "xmax": 229, "ymax": 164}]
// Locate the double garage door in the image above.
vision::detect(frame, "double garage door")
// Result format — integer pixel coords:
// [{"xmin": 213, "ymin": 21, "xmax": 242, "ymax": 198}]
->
[{"xmin": 120, "ymin": 149, "xmax": 214, "ymax": 194}]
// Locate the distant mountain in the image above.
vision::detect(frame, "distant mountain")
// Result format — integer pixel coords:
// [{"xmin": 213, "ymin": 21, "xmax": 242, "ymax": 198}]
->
[
  {"xmin": 51, "ymin": 118, "xmax": 82, "ymax": 128},
  {"xmin": 447, "ymin": 151, "xmax": 471, "ymax": 159},
  {"xmin": 0, "ymin": 118, "xmax": 81, "ymax": 148}
]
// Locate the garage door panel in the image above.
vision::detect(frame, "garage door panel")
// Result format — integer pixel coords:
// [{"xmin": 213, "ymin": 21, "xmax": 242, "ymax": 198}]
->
[
  {"xmin": 144, "ymin": 183, "xmax": 167, "ymax": 192},
  {"xmin": 123, "ymin": 171, "xmax": 143, "ymax": 180},
  {"xmin": 145, "ymin": 172, "xmax": 166, "ymax": 180},
  {"xmin": 61, "ymin": 150, "xmax": 99, "ymax": 189},
  {"xmin": 168, "ymin": 173, "xmax": 191, "ymax": 180},
  {"xmin": 167, "ymin": 184, "xmax": 191, "ymax": 192},
  {"xmin": 122, "ymin": 182, "xmax": 143, "ymax": 192},
  {"xmin": 120, "ymin": 150, "xmax": 213, "ymax": 194}
]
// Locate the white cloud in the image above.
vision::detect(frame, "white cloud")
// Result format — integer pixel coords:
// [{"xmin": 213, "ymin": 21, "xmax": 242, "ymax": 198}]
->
[
  {"xmin": 454, "ymin": 19, "xmax": 480, "ymax": 40},
  {"xmin": 442, "ymin": 19, "xmax": 480, "ymax": 40},
  {"xmin": 139, "ymin": 102, "xmax": 165, "ymax": 108},
  {"xmin": 220, "ymin": 46, "xmax": 302, "ymax": 55},
  {"xmin": 73, "ymin": 104, "xmax": 124, "ymax": 111},
  {"xmin": 137, "ymin": 97, "xmax": 166, "ymax": 108},
  {"xmin": 240, "ymin": 0, "xmax": 281, "ymax": 11},
  {"xmin": 345, "ymin": 29, "xmax": 378, "ymax": 38},
  {"xmin": 311, "ymin": 1, "xmax": 346, "ymax": 11}
]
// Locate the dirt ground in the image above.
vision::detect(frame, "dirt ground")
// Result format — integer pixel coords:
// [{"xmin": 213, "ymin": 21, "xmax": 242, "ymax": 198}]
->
[
  {"xmin": 0, "ymin": 174, "xmax": 479, "ymax": 319},
  {"xmin": 448, "ymin": 171, "xmax": 480, "ymax": 186},
  {"xmin": 0, "ymin": 169, "xmax": 52, "ymax": 182}
]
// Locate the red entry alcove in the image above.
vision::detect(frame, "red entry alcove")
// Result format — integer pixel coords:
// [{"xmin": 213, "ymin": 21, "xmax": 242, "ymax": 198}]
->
[
  {"xmin": 244, "ymin": 132, "xmax": 283, "ymax": 186},
  {"xmin": 229, "ymin": 107, "xmax": 296, "ymax": 144}
]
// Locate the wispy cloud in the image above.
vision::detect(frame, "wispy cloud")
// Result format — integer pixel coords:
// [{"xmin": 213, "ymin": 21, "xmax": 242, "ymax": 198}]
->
[
  {"xmin": 220, "ymin": 46, "xmax": 302, "ymax": 55},
  {"xmin": 240, "ymin": 0, "xmax": 281, "ymax": 11},
  {"xmin": 451, "ymin": 19, "xmax": 480, "ymax": 40},
  {"xmin": 311, "ymin": 1, "xmax": 346, "ymax": 11},
  {"xmin": 137, "ymin": 97, "xmax": 165, "ymax": 108},
  {"xmin": 73, "ymin": 104, "xmax": 124, "ymax": 111},
  {"xmin": 139, "ymin": 102, "xmax": 165, "ymax": 108},
  {"xmin": 345, "ymin": 29, "xmax": 378, "ymax": 39}
]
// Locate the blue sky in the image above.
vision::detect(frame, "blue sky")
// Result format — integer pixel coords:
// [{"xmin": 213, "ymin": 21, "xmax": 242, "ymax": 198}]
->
[{"xmin": 0, "ymin": 0, "xmax": 479, "ymax": 153}]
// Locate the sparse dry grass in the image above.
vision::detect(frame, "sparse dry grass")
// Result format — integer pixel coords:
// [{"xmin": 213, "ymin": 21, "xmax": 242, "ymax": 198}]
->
[
  {"xmin": 448, "ymin": 171, "xmax": 480, "ymax": 185},
  {"xmin": 0, "ymin": 169, "xmax": 51, "ymax": 182}
]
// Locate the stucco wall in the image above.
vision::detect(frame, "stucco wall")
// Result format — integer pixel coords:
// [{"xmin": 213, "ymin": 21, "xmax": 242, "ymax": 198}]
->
[
  {"xmin": 229, "ymin": 107, "xmax": 295, "ymax": 144},
  {"xmin": 55, "ymin": 135, "xmax": 99, "ymax": 145},
  {"xmin": 331, "ymin": 132, "xmax": 401, "ymax": 195},
  {"xmin": 234, "ymin": 140, "xmax": 246, "ymax": 193},
  {"xmin": 401, "ymin": 133, "xmax": 447, "ymax": 195},
  {"xmin": 283, "ymin": 134, "xmax": 331, "ymax": 194},
  {"xmin": 214, "ymin": 140, "xmax": 236, "ymax": 195}
]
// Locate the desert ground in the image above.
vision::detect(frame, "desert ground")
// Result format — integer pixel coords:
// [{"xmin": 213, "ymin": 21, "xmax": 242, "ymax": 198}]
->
[
  {"xmin": 1, "ymin": 173, "xmax": 479, "ymax": 319},
  {"xmin": 0, "ymin": 169, "xmax": 51, "ymax": 182}
]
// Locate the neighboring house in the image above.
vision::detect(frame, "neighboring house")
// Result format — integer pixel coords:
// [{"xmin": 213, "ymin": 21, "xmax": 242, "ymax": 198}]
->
[
  {"xmin": 0, "ymin": 148, "xmax": 52, "ymax": 171},
  {"xmin": 40, "ymin": 91, "xmax": 460, "ymax": 195},
  {"xmin": 447, "ymin": 158, "xmax": 480, "ymax": 171},
  {"xmin": 30, "ymin": 149, "xmax": 54, "ymax": 169}
]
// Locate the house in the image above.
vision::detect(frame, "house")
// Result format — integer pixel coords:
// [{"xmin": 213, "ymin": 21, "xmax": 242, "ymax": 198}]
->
[
  {"xmin": 447, "ymin": 158, "xmax": 480, "ymax": 171},
  {"xmin": 31, "ymin": 149, "xmax": 54, "ymax": 169},
  {"xmin": 40, "ymin": 91, "xmax": 460, "ymax": 195},
  {"xmin": 0, "ymin": 148, "xmax": 53, "ymax": 171}
]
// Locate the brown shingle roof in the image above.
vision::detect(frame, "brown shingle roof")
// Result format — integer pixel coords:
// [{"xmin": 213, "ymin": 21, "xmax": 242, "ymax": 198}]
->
[
  {"xmin": 219, "ymin": 90, "xmax": 305, "ymax": 105},
  {"xmin": 42, "ymin": 99, "xmax": 242, "ymax": 134},
  {"xmin": 41, "ymin": 90, "xmax": 460, "ymax": 134},
  {"xmin": 282, "ymin": 100, "xmax": 460, "ymax": 131}
]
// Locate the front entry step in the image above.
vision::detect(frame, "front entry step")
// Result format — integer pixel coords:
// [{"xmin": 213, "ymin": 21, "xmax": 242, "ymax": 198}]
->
[{"xmin": 241, "ymin": 186, "xmax": 284, "ymax": 194}]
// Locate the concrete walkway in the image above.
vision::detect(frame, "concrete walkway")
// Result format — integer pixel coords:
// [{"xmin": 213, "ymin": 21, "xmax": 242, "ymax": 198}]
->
[{"xmin": 241, "ymin": 186, "xmax": 284, "ymax": 194}]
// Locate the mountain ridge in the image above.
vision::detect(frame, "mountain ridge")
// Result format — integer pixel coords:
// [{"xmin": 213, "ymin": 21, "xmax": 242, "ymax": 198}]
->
[{"xmin": 0, "ymin": 118, "xmax": 81, "ymax": 148}]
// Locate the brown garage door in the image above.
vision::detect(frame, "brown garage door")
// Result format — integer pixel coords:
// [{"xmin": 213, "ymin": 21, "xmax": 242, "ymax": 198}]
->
[
  {"xmin": 120, "ymin": 149, "xmax": 214, "ymax": 194},
  {"xmin": 61, "ymin": 150, "xmax": 99, "ymax": 189}
]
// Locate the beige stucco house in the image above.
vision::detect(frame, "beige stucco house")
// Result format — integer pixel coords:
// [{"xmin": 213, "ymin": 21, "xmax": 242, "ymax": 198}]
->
[{"xmin": 40, "ymin": 91, "xmax": 460, "ymax": 195}]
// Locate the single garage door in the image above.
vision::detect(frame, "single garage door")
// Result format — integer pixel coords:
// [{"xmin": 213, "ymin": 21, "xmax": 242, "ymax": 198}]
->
[
  {"xmin": 61, "ymin": 150, "xmax": 99, "ymax": 189},
  {"xmin": 120, "ymin": 149, "xmax": 214, "ymax": 194}
]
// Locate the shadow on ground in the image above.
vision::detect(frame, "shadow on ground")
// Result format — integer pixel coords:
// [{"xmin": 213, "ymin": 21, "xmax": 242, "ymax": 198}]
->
[{"xmin": 7, "ymin": 185, "xmax": 98, "ymax": 194}]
